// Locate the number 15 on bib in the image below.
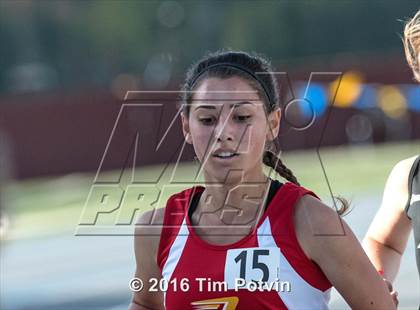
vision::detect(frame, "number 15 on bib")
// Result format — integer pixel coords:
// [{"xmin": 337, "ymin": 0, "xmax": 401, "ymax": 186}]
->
[{"xmin": 224, "ymin": 247, "xmax": 281, "ymax": 290}]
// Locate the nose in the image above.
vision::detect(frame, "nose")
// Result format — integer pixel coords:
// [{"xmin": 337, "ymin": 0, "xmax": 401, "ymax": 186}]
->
[{"xmin": 214, "ymin": 115, "xmax": 234, "ymax": 142}]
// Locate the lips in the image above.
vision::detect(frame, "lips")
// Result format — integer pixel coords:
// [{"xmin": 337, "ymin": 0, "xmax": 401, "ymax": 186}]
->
[
  {"xmin": 213, "ymin": 152, "xmax": 238, "ymax": 159},
  {"xmin": 212, "ymin": 148, "xmax": 240, "ymax": 159}
]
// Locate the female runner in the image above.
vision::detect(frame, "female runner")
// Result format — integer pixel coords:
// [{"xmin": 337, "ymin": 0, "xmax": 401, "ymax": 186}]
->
[
  {"xmin": 129, "ymin": 50, "xmax": 395, "ymax": 309},
  {"xmin": 363, "ymin": 10, "xmax": 420, "ymax": 307}
]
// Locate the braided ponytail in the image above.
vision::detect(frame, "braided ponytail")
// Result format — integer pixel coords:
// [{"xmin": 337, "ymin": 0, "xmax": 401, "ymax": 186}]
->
[
  {"xmin": 263, "ymin": 150, "xmax": 299, "ymax": 185},
  {"xmin": 262, "ymin": 149, "xmax": 350, "ymax": 216}
]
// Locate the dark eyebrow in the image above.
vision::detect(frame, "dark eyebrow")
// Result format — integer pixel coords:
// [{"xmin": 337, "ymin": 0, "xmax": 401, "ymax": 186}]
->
[
  {"xmin": 230, "ymin": 101, "xmax": 253, "ymax": 108},
  {"xmin": 194, "ymin": 105, "xmax": 216, "ymax": 111},
  {"xmin": 194, "ymin": 101, "xmax": 254, "ymax": 111}
]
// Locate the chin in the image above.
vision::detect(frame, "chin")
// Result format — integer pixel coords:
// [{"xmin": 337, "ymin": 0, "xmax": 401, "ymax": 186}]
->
[{"xmin": 210, "ymin": 170, "xmax": 246, "ymax": 186}]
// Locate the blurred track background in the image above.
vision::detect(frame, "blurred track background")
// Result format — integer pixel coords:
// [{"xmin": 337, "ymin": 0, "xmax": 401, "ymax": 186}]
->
[{"xmin": 0, "ymin": 1, "xmax": 419, "ymax": 309}]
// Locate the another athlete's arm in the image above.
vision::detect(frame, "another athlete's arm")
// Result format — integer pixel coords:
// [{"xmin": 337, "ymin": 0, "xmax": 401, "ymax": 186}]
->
[
  {"xmin": 362, "ymin": 157, "xmax": 415, "ymax": 282},
  {"xmin": 295, "ymin": 195, "xmax": 396, "ymax": 309},
  {"xmin": 129, "ymin": 208, "xmax": 165, "ymax": 310}
]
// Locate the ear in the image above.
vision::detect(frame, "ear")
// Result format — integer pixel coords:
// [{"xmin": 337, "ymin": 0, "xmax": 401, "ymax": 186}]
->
[
  {"xmin": 266, "ymin": 108, "xmax": 281, "ymax": 141},
  {"xmin": 181, "ymin": 112, "xmax": 193, "ymax": 144}
]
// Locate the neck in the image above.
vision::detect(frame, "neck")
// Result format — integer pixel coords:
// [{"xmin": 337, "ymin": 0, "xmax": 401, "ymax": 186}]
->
[{"xmin": 200, "ymin": 168, "xmax": 271, "ymax": 217}]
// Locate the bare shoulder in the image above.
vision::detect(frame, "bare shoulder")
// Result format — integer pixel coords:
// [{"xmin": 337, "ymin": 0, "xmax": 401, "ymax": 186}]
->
[
  {"xmin": 135, "ymin": 207, "xmax": 165, "ymax": 230},
  {"xmin": 295, "ymin": 194, "xmax": 344, "ymax": 234},
  {"xmin": 389, "ymin": 155, "xmax": 417, "ymax": 185},
  {"xmin": 134, "ymin": 208, "xmax": 165, "ymax": 261},
  {"xmin": 383, "ymin": 155, "xmax": 418, "ymax": 212},
  {"xmin": 394, "ymin": 155, "xmax": 418, "ymax": 170},
  {"xmin": 134, "ymin": 207, "xmax": 165, "ymax": 254},
  {"xmin": 294, "ymin": 194, "xmax": 349, "ymax": 259}
]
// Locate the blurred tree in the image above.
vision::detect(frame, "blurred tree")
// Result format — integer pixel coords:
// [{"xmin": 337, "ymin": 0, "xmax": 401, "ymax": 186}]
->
[{"xmin": 0, "ymin": 0, "xmax": 418, "ymax": 94}]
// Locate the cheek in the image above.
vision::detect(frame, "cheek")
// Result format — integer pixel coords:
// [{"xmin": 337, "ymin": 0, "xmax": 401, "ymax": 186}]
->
[
  {"xmin": 241, "ymin": 119, "xmax": 267, "ymax": 156},
  {"xmin": 189, "ymin": 122, "xmax": 213, "ymax": 156}
]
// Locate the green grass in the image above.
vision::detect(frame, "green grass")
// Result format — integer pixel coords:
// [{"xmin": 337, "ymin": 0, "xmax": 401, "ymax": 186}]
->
[
  {"xmin": 282, "ymin": 141, "xmax": 419, "ymax": 196},
  {"xmin": 2, "ymin": 141, "xmax": 418, "ymax": 240}
]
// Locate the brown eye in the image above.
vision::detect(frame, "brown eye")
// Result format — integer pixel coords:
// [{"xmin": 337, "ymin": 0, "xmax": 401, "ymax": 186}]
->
[
  {"xmin": 234, "ymin": 115, "xmax": 251, "ymax": 122},
  {"xmin": 198, "ymin": 116, "xmax": 216, "ymax": 125}
]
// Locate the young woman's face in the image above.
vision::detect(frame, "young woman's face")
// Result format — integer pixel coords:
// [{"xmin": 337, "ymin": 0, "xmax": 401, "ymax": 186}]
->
[{"xmin": 181, "ymin": 76, "xmax": 280, "ymax": 183}]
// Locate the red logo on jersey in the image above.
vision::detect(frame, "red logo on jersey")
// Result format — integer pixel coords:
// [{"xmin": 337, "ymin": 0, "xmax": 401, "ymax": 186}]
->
[{"xmin": 191, "ymin": 296, "xmax": 239, "ymax": 309}]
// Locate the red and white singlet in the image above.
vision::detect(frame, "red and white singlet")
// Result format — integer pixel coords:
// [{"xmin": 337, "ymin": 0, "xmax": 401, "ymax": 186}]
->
[{"xmin": 157, "ymin": 182, "xmax": 332, "ymax": 309}]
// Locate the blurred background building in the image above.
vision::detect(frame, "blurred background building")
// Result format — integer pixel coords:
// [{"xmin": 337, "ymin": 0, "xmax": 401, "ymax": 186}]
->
[{"xmin": 0, "ymin": 0, "xmax": 418, "ymax": 179}]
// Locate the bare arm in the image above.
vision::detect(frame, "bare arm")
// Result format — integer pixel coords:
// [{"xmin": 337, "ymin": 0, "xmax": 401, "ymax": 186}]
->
[
  {"xmin": 128, "ymin": 208, "xmax": 165, "ymax": 310},
  {"xmin": 295, "ymin": 195, "xmax": 396, "ymax": 309},
  {"xmin": 362, "ymin": 157, "xmax": 415, "ymax": 282}
]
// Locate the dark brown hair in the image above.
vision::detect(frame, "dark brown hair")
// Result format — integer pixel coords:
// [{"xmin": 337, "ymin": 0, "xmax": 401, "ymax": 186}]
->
[{"xmin": 181, "ymin": 49, "xmax": 349, "ymax": 215}]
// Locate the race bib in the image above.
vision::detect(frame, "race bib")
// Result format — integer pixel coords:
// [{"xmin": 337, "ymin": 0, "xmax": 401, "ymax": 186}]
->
[{"xmin": 224, "ymin": 247, "xmax": 281, "ymax": 290}]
